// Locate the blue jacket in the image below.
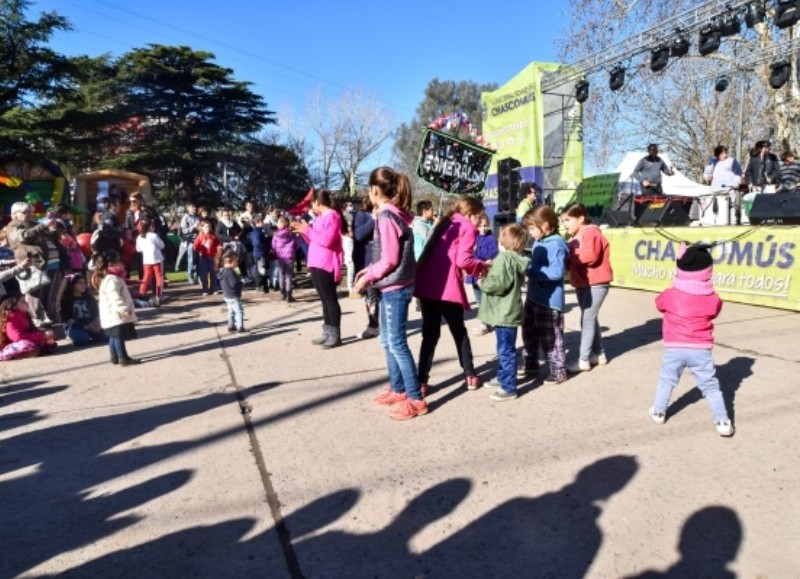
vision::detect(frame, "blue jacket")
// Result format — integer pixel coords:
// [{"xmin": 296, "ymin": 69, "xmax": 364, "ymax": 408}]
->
[
  {"xmin": 466, "ymin": 232, "xmax": 498, "ymax": 285},
  {"xmin": 353, "ymin": 210, "xmax": 374, "ymax": 271},
  {"xmin": 250, "ymin": 226, "xmax": 268, "ymax": 259},
  {"xmin": 527, "ymin": 233, "xmax": 569, "ymax": 312}
]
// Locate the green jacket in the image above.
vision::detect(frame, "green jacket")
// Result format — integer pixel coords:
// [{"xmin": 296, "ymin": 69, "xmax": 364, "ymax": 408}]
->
[{"xmin": 478, "ymin": 251, "xmax": 530, "ymax": 327}]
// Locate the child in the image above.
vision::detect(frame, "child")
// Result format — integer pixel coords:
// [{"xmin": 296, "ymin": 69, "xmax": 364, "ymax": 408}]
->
[
  {"xmin": 60, "ymin": 273, "xmax": 106, "ymax": 346},
  {"xmin": 354, "ymin": 166, "xmax": 424, "ymax": 420},
  {"xmin": 520, "ymin": 206, "xmax": 570, "ymax": 383},
  {"xmin": 94, "ymin": 251, "xmax": 140, "ymax": 366},
  {"xmin": 217, "ymin": 251, "xmax": 246, "ymax": 333},
  {"xmin": 249, "ymin": 215, "xmax": 270, "ymax": 293},
  {"xmin": 0, "ymin": 294, "xmax": 57, "ymax": 360},
  {"xmin": 272, "ymin": 216, "xmax": 298, "ymax": 302},
  {"xmin": 192, "ymin": 219, "xmax": 221, "ymax": 295},
  {"xmin": 136, "ymin": 218, "xmax": 165, "ymax": 305},
  {"xmin": 649, "ymin": 243, "xmax": 734, "ymax": 437},
  {"xmin": 469, "ymin": 214, "xmax": 499, "ymax": 335},
  {"xmin": 477, "ymin": 223, "xmax": 530, "ymax": 401},
  {"xmin": 412, "ymin": 200, "xmax": 435, "ymax": 259}
]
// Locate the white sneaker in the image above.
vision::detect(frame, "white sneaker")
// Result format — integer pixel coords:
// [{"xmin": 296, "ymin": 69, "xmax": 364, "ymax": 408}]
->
[
  {"xmin": 485, "ymin": 378, "xmax": 503, "ymax": 391},
  {"xmin": 590, "ymin": 352, "xmax": 608, "ymax": 366},
  {"xmin": 567, "ymin": 359, "xmax": 591, "ymax": 373},
  {"xmin": 648, "ymin": 407, "xmax": 666, "ymax": 424},
  {"xmin": 715, "ymin": 419, "xmax": 735, "ymax": 437}
]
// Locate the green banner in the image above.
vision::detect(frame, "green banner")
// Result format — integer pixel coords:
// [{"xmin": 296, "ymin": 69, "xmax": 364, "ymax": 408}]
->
[
  {"xmin": 605, "ymin": 226, "xmax": 800, "ymax": 311},
  {"xmin": 569, "ymin": 173, "xmax": 619, "ymax": 216}
]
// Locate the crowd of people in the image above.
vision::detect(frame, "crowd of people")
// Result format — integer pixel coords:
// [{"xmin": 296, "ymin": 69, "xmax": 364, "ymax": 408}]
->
[{"xmin": 0, "ymin": 164, "xmax": 735, "ymax": 434}]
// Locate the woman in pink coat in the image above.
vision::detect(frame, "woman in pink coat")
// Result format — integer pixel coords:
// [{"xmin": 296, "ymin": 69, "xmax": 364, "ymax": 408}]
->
[{"xmin": 415, "ymin": 196, "xmax": 488, "ymax": 393}]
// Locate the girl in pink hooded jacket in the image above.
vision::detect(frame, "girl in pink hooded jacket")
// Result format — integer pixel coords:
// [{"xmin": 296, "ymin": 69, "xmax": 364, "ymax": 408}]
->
[{"xmin": 648, "ymin": 243, "xmax": 734, "ymax": 437}]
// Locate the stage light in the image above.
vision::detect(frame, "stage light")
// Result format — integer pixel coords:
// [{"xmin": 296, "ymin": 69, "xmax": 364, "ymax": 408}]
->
[
  {"xmin": 744, "ymin": 2, "xmax": 766, "ymax": 27},
  {"xmin": 698, "ymin": 23, "xmax": 721, "ymax": 56},
  {"xmin": 670, "ymin": 29, "xmax": 690, "ymax": 57},
  {"xmin": 575, "ymin": 79, "xmax": 589, "ymax": 103},
  {"xmin": 775, "ymin": 0, "xmax": 800, "ymax": 29},
  {"xmin": 769, "ymin": 60, "xmax": 791, "ymax": 89},
  {"xmin": 609, "ymin": 66, "xmax": 625, "ymax": 91},
  {"xmin": 720, "ymin": 13, "xmax": 741, "ymax": 36},
  {"xmin": 650, "ymin": 45, "xmax": 669, "ymax": 72},
  {"xmin": 715, "ymin": 75, "xmax": 729, "ymax": 92}
]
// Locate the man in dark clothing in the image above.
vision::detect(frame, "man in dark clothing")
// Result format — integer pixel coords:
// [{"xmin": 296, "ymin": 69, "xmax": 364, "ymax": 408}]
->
[
  {"xmin": 744, "ymin": 140, "xmax": 780, "ymax": 192},
  {"xmin": 779, "ymin": 150, "xmax": 800, "ymax": 192},
  {"xmin": 92, "ymin": 195, "xmax": 125, "ymax": 257},
  {"xmin": 633, "ymin": 144, "xmax": 674, "ymax": 196}
]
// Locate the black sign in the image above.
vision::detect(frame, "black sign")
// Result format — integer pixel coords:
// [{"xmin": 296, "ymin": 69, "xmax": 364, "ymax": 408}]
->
[{"xmin": 416, "ymin": 128, "xmax": 494, "ymax": 194}]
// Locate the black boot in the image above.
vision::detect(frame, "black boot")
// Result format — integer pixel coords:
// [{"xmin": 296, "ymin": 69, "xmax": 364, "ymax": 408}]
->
[
  {"xmin": 286, "ymin": 291, "xmax": 295, "ymax": 303},
  {"xmin": 119, "ymin": 357, "xmax": 142, "ymax": 366},
  {"xmin": 110, "ymin": 353, "xmax": 119, "ymax": 365}
]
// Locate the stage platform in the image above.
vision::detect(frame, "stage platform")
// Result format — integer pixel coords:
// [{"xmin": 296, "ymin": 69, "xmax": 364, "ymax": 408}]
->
[{"xmin": 602, "ymin": 224, "xmax": 800, "ymax": 311}]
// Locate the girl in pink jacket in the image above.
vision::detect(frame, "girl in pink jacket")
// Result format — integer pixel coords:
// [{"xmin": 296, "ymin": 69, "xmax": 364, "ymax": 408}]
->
[
  {"xmin": 292, "ymin": 189, "xmax": 344, "ymax": 348},
  {"xmin": 415, "ymin": 196, "xmax": 488, "ymax": 393}
]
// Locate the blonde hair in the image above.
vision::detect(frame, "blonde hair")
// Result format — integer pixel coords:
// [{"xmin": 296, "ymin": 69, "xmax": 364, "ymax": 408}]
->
[{"xmin": 498, "ymin": 223, "xmax": 528, "ymax": 254}]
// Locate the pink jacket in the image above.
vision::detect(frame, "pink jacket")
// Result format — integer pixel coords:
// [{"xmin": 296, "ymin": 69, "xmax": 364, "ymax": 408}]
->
[
  {"xmin": 414, "ymin": 213, "xmax": 485, "ymax": 309},
  {"xmin": 3, "ymin": 310, "xmax": 46, "ymax": 346},
  {"xmin": 305, "ymin": 210, "xmax": 343, "ymax": 282},
  {"xmin": 361, "ymin": 203, "xmax": 414, "ymax": 293},
  {"xmin": 656, "ymin": 268, "xmax": 721, "ymax": 349},
  {"xmin": 567, "ymin": 224, "xmax": 613, "ymax": 288}
]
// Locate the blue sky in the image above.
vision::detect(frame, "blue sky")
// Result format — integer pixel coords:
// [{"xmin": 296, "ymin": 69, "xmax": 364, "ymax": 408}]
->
[{"xmin": 32, "ymin": 0, "xmax": 570, "ymax": 165}]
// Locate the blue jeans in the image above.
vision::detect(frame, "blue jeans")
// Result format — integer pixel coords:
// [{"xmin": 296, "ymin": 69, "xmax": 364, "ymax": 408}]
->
[
  {"xmin": 494, "ymin": 326, "xmax": 518, "ymax": 393},
  {"xmin": 185, "ymin": 243, "xmax": 196, "ymax": 282},
  {"xmin": 224, "ymin": 297, "xmax": 244, "ymax": 329},
  {"xmin": 379, "ymin": 285, "xmax": 420, "ymax": 400},
  {"xmin": 576, "ymin": 284, "xmax": 609, "ymax": 362},
  {"xmin": 108, "ymin": 336, "xmax": 129, "ymax": 360},
  {"xmin": 65, "ymin": 321, "xmax": 107, "ymax": 346},
  {"xmin": 653, "ymin": 348, "xmax": 729, "ymax": 422}
]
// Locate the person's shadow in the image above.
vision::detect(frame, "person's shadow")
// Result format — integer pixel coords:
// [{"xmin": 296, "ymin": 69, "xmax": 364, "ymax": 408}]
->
[
  {"xmin": 422, "ymin": 455, "xmax": 638, "ymax": 577},
  {"xmin": 289, "ymin": 478, "xmax": 472, "ymax": 578},
  {"xmin": 667, "ymin": 356, "xmax": 754, "ymax": 422},
  {"xmin": 627, "ymin": 505, "xmax": 742, "ymax": 578}
]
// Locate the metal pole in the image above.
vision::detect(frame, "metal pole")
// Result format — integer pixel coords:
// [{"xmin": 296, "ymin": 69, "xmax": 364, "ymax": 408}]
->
[{"xmin": 735, "ymin": 67, "xmax": 746, "ymax": 225}]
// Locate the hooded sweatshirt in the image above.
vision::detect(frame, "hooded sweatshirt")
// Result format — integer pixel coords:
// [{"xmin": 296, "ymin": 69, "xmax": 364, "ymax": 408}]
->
[{"xmin": 656, "ymin": 265, "xmax": 721, "ymax": 349}]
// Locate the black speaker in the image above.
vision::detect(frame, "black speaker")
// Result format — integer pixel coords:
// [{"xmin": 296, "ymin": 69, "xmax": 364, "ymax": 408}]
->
[
  {"xmin": 637, "ymin": 200, "xmax": 691, "ymax": 226},
  {"xmin": 603, "ymin": 210, "xmax": 634, "ymax": 227},
  {"xmin": 749, "ymin": 192, "xmax": 800, "ymax": 224}
]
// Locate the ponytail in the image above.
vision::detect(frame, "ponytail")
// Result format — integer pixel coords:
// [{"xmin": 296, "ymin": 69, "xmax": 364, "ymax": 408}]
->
[{"xmin": 368, "ymin": 166, "xmax": 413, "ymax": 213}]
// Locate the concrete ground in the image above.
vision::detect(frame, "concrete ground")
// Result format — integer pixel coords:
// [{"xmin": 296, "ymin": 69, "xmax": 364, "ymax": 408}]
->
[{"xmin": 1, "ymin": 278, "xmax": 798, "ymax": 578}]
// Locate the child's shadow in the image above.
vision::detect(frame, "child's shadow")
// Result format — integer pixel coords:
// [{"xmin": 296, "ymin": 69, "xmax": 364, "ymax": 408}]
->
[{"xmin": 668, "ymin": 356, "xmax": 754, "ymax": 422}]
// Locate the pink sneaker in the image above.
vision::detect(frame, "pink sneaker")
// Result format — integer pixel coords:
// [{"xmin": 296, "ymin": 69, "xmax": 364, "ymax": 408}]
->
[
  {"xmin": 389, "ymin": 398, "xmax": 428, "ymax": 420},
  {"xmin": 372, "ymin": 387, "xmax": 408, "ymax": 406}
]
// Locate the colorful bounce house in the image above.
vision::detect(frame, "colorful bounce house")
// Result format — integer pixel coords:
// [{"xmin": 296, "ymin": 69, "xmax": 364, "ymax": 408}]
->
[
  {"xmin": 74, "ymin": 169, "xmax": 152, "ymax": 226},
  {"xmin": 0, "ymin": 158, "xmax": 69, "ymax": 224}
]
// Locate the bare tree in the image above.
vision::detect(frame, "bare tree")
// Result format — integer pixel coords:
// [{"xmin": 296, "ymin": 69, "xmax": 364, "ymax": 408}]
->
[{"xmin": 560, "ymin": 0, "xmax": 799, "ymax": 176}]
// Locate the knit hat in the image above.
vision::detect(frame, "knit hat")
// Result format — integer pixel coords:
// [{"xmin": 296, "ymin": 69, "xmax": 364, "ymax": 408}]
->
[{"xmin": 677, "ymin": 243, "xmax": 713, "ymax": 273}]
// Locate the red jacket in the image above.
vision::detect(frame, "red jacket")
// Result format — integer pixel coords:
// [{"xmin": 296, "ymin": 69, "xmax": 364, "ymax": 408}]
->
[
  {"xmin": 193, "ymin": 233, "xmax": 221, "ymax": 258},
  {"xmin": 567, "ymin": 224, "xmax": 613, "ymax": 288}
]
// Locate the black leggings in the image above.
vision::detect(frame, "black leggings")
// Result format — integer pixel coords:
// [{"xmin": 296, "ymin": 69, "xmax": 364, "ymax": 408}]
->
[
  {"xmin": 309, "ymin": 267, "xmax": 341, "ymax": 328},
  {"xmin": 417, "ymin": 297, "xmax": 474, "ymax": 383}
]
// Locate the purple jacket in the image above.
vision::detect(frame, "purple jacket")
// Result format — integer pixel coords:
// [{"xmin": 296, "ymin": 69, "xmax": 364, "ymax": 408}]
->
[
  {"xmin": 304, "ymin": 209, "xmax": 343, "ymax": 282},
  {"xmin": 466, "ymin": 231, "xmax": 498, "ymax": 285},
  {"xmin": 414, "ymin": 213, "xmax": 486, "ymax": 310},
  {"xmin": 271, "ymin": 228, "xmax": 298, "ymax": 263}
]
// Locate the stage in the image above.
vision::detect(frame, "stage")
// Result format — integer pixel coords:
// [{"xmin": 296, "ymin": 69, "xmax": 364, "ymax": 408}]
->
[{"xmin": 603, "ymin": 224, "xmax": 800, "ymax": 311}]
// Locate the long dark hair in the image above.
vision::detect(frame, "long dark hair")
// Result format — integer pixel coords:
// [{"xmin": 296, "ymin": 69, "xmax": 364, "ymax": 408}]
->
[
  {"xmin": 313, "ymin": 188, "xmax": 348, "ymax": 234},
  {"xmin": 417, "ymin": 196, "xmax": 484, "ymax": 267},
  {"xmin": 368, "ymin": 167, "xmax": 412, "ymax": 213}
]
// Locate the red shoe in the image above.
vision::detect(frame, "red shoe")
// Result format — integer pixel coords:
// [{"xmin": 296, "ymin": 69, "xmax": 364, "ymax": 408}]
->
[
  {"xmin": 372, "ymin": 387, "xmax": 408, "ymax": 406},
  {"xmin": 389, "ymin": 398, "xmax": 428, "ymax": 421},
  {"xmin": 465, "ymin": 374, "xmax": 481, "ymax": 391}
]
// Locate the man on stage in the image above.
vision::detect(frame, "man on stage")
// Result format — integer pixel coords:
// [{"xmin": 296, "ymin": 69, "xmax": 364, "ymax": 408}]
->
[{"xmin": 633, "ymin": 144, "xmax": 674, "ymax": 196}]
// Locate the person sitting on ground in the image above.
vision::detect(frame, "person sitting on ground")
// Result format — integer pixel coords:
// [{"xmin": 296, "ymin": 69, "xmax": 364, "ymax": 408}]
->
[
  {"xmin": 59, "ymin": 273, "xmax": 106, "ymax": 346},
  {"xmin": 0, "ymin": 294, "xmax": 57, "ymax": 360}
]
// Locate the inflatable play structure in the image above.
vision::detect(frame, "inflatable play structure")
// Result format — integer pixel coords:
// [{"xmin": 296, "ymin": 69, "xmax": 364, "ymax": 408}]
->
[
  {"xmin": 0, "ymin": 158, "xmax": 68, "ymax": 223},
  {"xmin": 74, "ymin": 169, "xmax": 152, "ymax": 216}
]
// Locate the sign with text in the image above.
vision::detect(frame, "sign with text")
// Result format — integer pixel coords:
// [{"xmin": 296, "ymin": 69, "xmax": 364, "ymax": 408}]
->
[
  {"xmin": 605, "ymin": 226, "xmax": 800, "ymax": 311},
  {"xmin": 416, "ymin": 128, "xmax": 494, "ymax": 194}
]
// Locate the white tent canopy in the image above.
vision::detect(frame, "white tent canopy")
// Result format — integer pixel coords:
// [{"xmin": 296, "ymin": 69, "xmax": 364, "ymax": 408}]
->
[{"xmin": 615, "ymin": 151, "xmax": 709, "ymax": 198}]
